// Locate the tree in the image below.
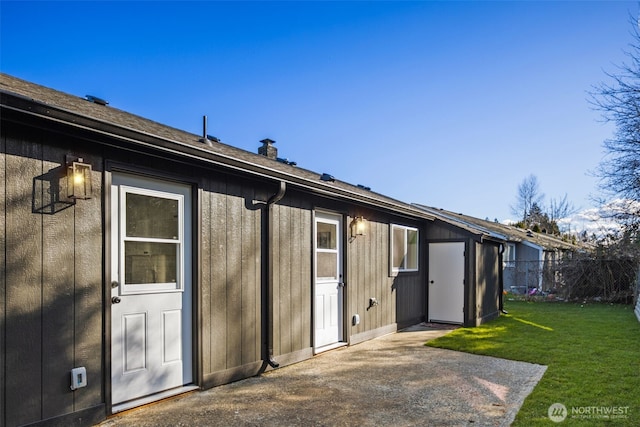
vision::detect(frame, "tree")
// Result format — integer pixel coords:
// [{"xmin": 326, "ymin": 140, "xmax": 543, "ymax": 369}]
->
[
  {"xmin": 510, "ymin": 176, "xmax": 577, "ymax": 234},
  {"xmin": 548, "ymin": 194, "xmax": 577, "ymax": 231},
  {"xmin": 525, "ymin": 202, "xmax": 562, "ymax": 234},
  {"xmin": 511, "ymin": 174, "xmax": 544, "ymax": 222},
  {"xmin": 591, "ymin": 17, "xmax": 640, "ymax": 228}
]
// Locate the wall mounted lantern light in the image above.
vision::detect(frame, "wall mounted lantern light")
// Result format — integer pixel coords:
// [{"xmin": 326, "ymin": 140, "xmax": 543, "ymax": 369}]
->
[
  {"xmin": 351, "ymin": 216, "xmax": 367, "ymax": 238},
  {"xmin": 66, "ymin": 157, "xmax": 93, "ymax": 200}
]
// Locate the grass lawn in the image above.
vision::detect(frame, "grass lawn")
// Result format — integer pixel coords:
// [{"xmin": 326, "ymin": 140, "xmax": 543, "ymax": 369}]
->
[{"xmin": 426, "ymin": 301, "xmax": 640, "ymax": 425}]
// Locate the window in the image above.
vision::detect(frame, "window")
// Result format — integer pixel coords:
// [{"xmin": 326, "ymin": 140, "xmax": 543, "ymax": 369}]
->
[
  {"xmin": 120, "ymin": 186, "xmax": 184, "ymax": 294},
  {"xmin": 316, "ymin": 219, "xmax": 339, "ymax": 280},
  {"xmin": 503, "ymin": 243, "xmax": 516, "ymax": 268},
  {"xmin": 391, "ymin": 225, "xmax": 419, "ymax": 272}
]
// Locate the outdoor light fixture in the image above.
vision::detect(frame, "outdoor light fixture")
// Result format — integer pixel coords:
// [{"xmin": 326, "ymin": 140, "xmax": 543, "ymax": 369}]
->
[
  {"xmin": 351, "ymin": 216, "xmax": 367, "ymax": 237},
  {"xmin": 66, "ymin": 157, "xmax": 92, "ymax": 200}
]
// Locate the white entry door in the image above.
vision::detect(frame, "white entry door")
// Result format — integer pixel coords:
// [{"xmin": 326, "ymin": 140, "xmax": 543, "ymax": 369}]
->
[
  {"xmin": 428, "ymin": 242, "xmax": 465, "ymax": 324},
  {"xmin": 110, "ymin": 173, "xmax": 192, "ymax": 410},
  {"xmin": 314, "ymin": 212, "xmax": 344, "ymax": 349}
]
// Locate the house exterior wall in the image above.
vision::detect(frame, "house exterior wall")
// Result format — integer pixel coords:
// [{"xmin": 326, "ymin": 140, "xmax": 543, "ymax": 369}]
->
[
  {"xmin": 347, "ymin": 211, "xmax": 424, "ymax": 336},
  {"xmin": 269, "ymin": 194, "xmax": 313, "ymax": 363},
  {"xmin": 1, "ymin": 117, "xmax": 431, "ymax": 427},
  {"xmin": 1, "ymin": 124, "xmax": 105, "ymax": 426},
  {"xmin": 504, "ymin": 242, "xmax": 543, "ymax": 292},
  {"xmin": 199, "ymin": 173, "xmax": 273, "ymax": 387},
  {"xmin": 425, "ymin": 220, "xmax": 502, "ymax": 327},
  {"xmin": 2, "ymin": 74, "xmax": 502, "ymax": 426},
  {"xmin": 516, "ymin": 243, "xmax": 541, "ymax": 263},
  {"xmin": 474, "ymin": 241, "xmax": 501, "ymax": 325}
]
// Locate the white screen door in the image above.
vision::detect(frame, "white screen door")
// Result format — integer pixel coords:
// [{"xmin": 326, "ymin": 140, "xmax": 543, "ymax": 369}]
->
[
  {"xmin": 110, "ymin": 173, "xmax": 192, "ymax": 410},
  {"xmin": 428, "ymin": 242, "xmax": 465, "ymax": 324},
  {"xmin": 314, "ymin": 211, "xmax": 344, "ymax": 349}
]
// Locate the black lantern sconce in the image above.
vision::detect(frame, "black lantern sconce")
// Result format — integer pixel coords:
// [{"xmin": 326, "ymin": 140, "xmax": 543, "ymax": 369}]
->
[
  {"xmin": 351, "ymin": 216, "xmax": 367, "ymax": 238},
  {"xmin": 66, "ymin": 157, "xmax": 93, "ymax": 200}
]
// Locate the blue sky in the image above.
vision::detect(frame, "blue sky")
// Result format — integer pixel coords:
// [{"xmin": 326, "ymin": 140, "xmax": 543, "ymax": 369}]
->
[{"xmin": 1, "ymin": 1, "xmax": 636, "ymax": 223}]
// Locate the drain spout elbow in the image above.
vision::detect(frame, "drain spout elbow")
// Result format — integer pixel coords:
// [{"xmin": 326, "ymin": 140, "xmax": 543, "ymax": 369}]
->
[
  {"xmin": 267, "ymin": 356, "xmax": 280, "ymax": 368},
  {"xmin": 267, "ymin": 181, "xmax": 286, "ymax": 206}
]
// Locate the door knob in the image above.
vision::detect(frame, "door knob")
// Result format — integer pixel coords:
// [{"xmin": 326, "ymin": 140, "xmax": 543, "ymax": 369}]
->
[
  {"xmin": 111, "ymin": 296, "xmax": 121, "ymax": 304},
  {"xmin": 430, "ymin": 280, "xmax": 435, "ymax": 284}
]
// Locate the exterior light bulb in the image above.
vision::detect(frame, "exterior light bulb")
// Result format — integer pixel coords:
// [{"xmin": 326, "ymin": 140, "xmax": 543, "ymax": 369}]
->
[{"xmin": 73, "ymin": 172, "xmax": 85, "ymax": 186}]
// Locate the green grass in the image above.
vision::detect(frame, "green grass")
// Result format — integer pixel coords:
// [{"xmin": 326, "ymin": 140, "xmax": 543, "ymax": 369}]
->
[{"xmin": 426, "ymin": 301, "xmax": 640, "ymax": 425}]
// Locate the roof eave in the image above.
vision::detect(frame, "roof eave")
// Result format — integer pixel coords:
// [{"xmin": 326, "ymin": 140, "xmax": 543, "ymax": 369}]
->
[{"xmin": 1, "ymin": 90, "xmax": 435, "ymax": 222}]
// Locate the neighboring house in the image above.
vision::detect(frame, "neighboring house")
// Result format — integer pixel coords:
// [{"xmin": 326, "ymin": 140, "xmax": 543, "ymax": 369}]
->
[
  {"xmin": 415, "ymin": 206, "xmax": 583, "ymax": 294},
  {"xmin": 0, "ymin": 74, "xmax": 504, "ymax": 426}
]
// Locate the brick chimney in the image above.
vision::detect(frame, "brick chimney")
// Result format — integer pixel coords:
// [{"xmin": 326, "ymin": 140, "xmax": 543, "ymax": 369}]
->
[{"xmin": 258, "ymin": 138, "xmax": 277, "ymax": 159}]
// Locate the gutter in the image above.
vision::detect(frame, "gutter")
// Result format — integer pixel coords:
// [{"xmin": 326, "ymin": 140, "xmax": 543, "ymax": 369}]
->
[{"xmin": 265, "ymin": 181, "xmax": 286, "ymax": 368}]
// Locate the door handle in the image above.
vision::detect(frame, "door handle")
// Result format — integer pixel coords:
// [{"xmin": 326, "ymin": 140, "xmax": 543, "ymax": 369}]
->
[
  {"xmin": 338, "ymin": 282, "xmax": 346, "ymax": 288},
  {"xmin": 111, "ymin": 296, "xmax": 122, "ymax": 304},
  {"xmin": 430, "ymin": 280, "xmax": 435, "ymax": 284}
]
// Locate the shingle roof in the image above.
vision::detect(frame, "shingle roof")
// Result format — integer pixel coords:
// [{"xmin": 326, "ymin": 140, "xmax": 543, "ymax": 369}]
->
[
  {"xmin": 1, "ymin": 73, "xmax": 434, "ymax": 221},
  {"xmin": 413, "ymin": 204, "xmax": 583, "ymax": 251},
  {"xmin": 413, "ymin": 205, "xmax": 508, "ymax": 242}
]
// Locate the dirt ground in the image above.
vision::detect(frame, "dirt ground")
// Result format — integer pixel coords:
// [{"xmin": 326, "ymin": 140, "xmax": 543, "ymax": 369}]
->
[{"xmin": 97, "ymin": 324, "xmax": 546, "ymax": 426}]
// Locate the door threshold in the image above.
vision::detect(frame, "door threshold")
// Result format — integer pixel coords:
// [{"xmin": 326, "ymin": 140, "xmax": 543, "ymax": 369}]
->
[
  {"xmin": 112, "ymin": 385, "xmax": 199, "ymax": 414},
  {"xmin": 314, "ymin": 342, "xmax": 347, "ymax": 354},
  {"xmin": 428, "ymin": 319, "xmax": 463, "ymax": 325}
]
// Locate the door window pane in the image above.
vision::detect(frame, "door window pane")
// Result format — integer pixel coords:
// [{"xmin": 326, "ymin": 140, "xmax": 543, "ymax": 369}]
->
[
  {"xmin": 317, "ymin": 222, "xmax": 336, "ymax": 249},
  {"xmin": 125, "ymin": 241, "xmax": 178, "ymax": 284},
  {"xmin": 126, "ymin": 193, "xmax": 179, "ymax": 239},
  {"xmin": 317, "ymin": 252, "xmax": 338, "ymax": 279}
]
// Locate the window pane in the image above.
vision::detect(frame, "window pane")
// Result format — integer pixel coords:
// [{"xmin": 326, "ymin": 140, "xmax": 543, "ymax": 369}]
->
[
  {"xmin": 406, "ymin": 229, "xmax": 418, "ymax": 270},
  {"xmin": 317, "ymin": 252, "xmax": 338, "ymax": 279},
  {"xmin": 126, "ymin": 193, "xmax": 179, "ymax": 239},
  {"xmin": 392, "ymin": 226, "xmax": 405, "ymax": 269},
  {"xmin": 317, "ymin": 222, "xmax": 336, "ymax": 249},
  {"xmin": 125, "ymin": 241, "xmax": 178, "ymax": 284}
]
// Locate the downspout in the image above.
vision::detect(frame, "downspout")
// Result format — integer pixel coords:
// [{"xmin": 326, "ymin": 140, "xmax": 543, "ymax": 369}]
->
[
  {"xmin": 266, "ymin": 181, "xmax": 286, "ymax": 368},
  {"xmin": 498, "ymin": 243, "xmax": 507, "ymax": 314}
]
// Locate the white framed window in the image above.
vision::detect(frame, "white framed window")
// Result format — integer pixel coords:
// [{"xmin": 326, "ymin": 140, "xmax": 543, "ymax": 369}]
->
[
  {"xmin": 119, "ymin": 186, "xmax": 184, "ymax": 294},
  {"xmin": 391, "ymin": 224, "xmax": 419, "ymax": 273},
  {"xmin": 503, "ymin": 243, "xmax": 516, "ymax": 268}
]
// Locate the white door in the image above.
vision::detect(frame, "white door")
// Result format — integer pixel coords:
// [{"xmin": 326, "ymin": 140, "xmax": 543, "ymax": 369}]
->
[
  {"xmin": 314, "ymin": 212, "xmax": 344, "ymax": 349},
  {"xmin": 428, "ymin": 242, "xmax": 465, "ymax": 324},
  {"xmin": 110, "ymin": 173, "xmax": 192, "ymax": 409}
]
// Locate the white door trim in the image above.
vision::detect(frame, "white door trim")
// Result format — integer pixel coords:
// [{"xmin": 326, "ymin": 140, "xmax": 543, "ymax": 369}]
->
[{"xmin": 313, "ymin": 211, "xmax": 345, "ymax": 351}]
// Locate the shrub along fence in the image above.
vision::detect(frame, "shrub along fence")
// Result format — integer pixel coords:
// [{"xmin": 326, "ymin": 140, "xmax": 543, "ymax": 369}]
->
[{"xmin": 505, "ymin": 257, "xmax": 637, "ymax": 303}]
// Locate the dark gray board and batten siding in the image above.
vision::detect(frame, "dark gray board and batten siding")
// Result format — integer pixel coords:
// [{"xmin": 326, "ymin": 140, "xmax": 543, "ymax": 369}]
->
[
  {"xmin": 2, "ymin": 125, "xmax": 105, "ymax": 427},
  {"xmin": 1, "ymin": 73, "xmax": 448, "ymax": 427},
  {"xmin": 475, "ymin": 241, "xmax": 501, "ymax": 324},
  {"xmin": 426, "ymin": 219, "xmax": 501, "ymax": 327}
]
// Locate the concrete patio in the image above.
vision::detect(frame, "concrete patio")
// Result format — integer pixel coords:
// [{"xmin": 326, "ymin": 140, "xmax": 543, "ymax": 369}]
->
[{"xmin": 98, "ymin": 324, "xmax": 546, "ymax": 426}]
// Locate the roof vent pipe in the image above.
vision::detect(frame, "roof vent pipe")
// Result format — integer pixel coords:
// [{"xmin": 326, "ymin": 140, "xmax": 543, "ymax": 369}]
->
[{"xmin": 200, "ymin": 116, "xmax": 213, "ymax": 146}]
